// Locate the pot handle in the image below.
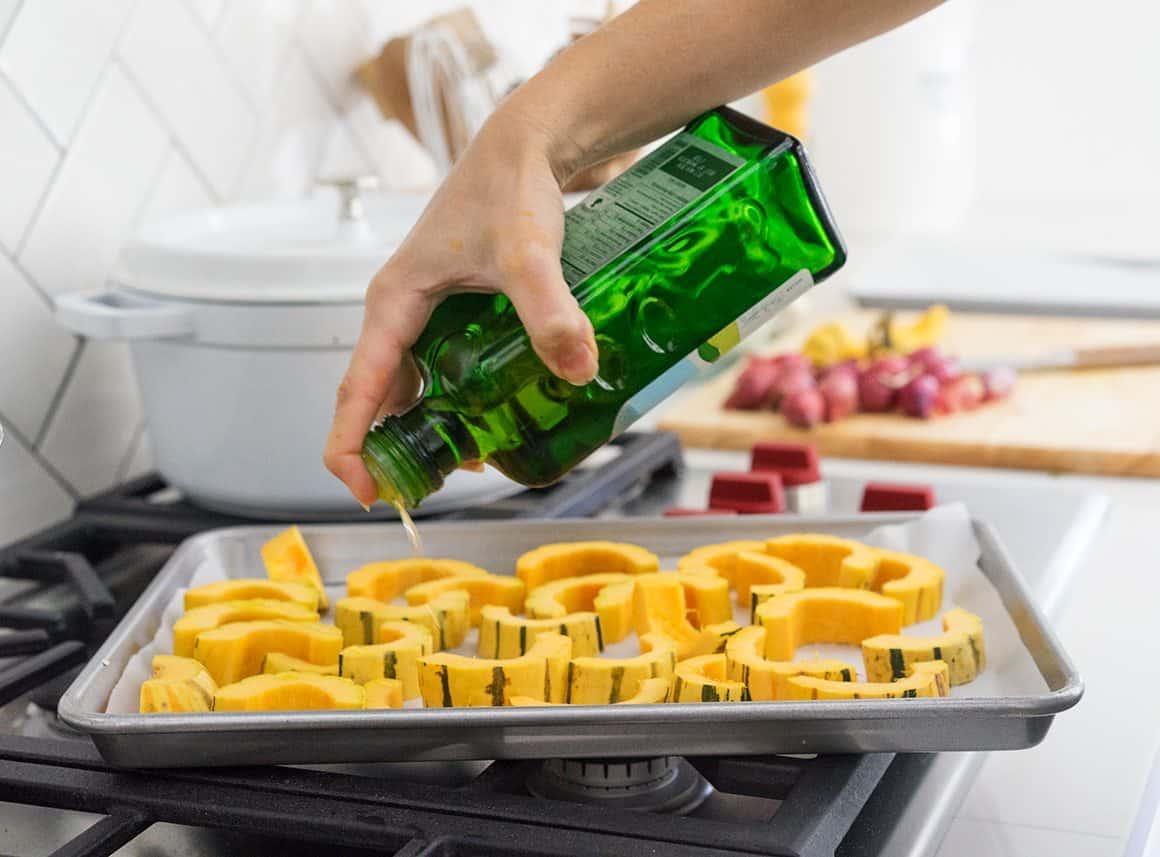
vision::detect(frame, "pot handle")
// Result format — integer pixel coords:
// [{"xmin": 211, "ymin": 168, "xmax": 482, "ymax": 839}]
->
[{"xmin": 55, "ymin": 290, "xmax": 194, "ymax": 341}]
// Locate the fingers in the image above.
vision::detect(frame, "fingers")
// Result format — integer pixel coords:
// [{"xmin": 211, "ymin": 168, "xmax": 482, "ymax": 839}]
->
[
  {"xmin": 501, "ymin": 242, "xmax": 598, "ymax": 385},
  {"xmin": 324, "ymin": 275, "xmax": 432, "ymax": 507}
]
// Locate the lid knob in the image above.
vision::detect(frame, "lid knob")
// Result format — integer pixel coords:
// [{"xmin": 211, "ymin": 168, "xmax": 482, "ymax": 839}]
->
[{"xmin": 318, "ymin": 175, "xmax": 381, "ymax": 223}]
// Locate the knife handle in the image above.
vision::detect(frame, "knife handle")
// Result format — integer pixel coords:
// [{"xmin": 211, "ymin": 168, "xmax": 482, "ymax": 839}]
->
[{"xmin": 1073, "ymin": 344, "xmax": 1160, "ymax": 368}]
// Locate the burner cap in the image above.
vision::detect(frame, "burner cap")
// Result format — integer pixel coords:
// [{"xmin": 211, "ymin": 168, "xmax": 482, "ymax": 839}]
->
[{"xmin": 527, "ymin": 757, "xmax": 712, "ymax": 814}]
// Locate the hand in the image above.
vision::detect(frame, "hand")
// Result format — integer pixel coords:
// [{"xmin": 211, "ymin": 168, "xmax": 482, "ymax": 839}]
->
[{"xmin": 324, "ymin": 113, "xmax": 600, "ymax": 507}]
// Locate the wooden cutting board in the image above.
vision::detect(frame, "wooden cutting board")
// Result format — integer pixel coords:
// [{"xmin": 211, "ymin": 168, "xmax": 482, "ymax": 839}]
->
[{"xmin": 658, "ymin": 312, "xmax": 1160, "ymax": 477}]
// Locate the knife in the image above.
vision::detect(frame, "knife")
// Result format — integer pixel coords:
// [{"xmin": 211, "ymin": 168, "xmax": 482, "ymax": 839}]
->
[{"xmin": 960, "ymin": 343, "xmax": 1160, "ymax": 373}]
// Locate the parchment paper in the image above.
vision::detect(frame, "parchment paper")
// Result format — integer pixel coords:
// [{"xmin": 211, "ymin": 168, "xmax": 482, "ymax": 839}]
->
[{"xmin": 106, "ymin": 502, "xmax": 1046, "ymax": 713}]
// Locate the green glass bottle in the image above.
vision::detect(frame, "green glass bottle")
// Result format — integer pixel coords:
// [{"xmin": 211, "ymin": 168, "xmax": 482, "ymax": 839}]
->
[{"xmin": 363, "ymin": 106, "xmax": 846, "ymax": 508}]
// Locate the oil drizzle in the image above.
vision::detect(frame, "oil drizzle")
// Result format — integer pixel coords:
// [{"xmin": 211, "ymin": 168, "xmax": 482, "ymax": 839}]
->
[{"xmin": 394, "ymin": 499, "xmax": 424, "ymax": 555}]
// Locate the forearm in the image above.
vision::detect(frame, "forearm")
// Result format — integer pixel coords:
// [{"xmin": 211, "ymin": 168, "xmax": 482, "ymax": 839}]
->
[{"xmin": 502, "ymin": 0, "xmax": 944, "ymax": 179}]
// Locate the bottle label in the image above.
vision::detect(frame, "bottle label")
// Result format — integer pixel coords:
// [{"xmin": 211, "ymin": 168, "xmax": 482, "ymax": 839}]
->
[
  {"xmin": 610, "ymin": 268, "xmax": 814, "ymax": 436},
  {"xmin": 560, "ymin": 132, "xmax": 746, "ymax": 287}
]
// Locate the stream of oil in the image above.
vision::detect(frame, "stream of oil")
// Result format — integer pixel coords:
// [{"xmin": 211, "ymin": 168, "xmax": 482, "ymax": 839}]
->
[{"xmin": 394, "ymin": 499, "xmax": 424, "ymax": 555}]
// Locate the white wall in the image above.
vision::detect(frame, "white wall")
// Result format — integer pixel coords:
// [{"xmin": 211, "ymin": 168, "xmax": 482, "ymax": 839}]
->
[{"xmin": 0, "ymin": 0, "xmax": 573, "ymax": 544}]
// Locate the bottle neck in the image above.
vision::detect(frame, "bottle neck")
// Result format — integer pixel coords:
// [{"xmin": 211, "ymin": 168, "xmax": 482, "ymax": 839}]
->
[{"xmin": 361, "ymin": 406, "xmax": 480, "ymax": 509}]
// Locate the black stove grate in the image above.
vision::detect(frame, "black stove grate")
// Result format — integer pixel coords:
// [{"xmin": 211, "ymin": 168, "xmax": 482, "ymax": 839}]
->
[{"xmin": 0, "ymin": 432, "xmax": 900, "ymax": 857}]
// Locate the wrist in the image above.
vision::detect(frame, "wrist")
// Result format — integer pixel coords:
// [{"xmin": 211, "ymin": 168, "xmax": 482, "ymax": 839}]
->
[{"xmin": 483, "ymin": 96, "xmax": 590, "ymax": 188}]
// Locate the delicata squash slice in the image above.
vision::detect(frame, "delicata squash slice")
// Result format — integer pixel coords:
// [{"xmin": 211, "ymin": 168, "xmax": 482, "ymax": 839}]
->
[
  {"xmin": 525, "ymin": 573, "xmax": 636, "ymax": 644},
  {"xmin": 346, "ymin": 558, "xmax": 489, "ymax": 601},
  {"xmin": 418, "ymin": 633, "xmax": 572, "ymax": 707},
  {"xmin": 260, "ymin": 525, "xmax": 328, "ymax": 609},
  {"xmin": 262, "ymin": 652, "xmax": 338, "ymax": 676},
  {"xmin": 632, "ymin": 573, "xmax": 740, "ymax": 660},
  {"xmin": 172, "ymin": 598, "xmax": 319, "ymax": 657},
  {"xmin": 404, "ymin": 574, "xmax": 525, "ymax": 627},
  {"xmin": 672, "ymin": 654, "xmax": 750, "ymax": 702},
  {"xmin": 515, "ymin": 541, "xmax": 659, "ymax": 591},
  {"xmin": 866, "ymin": 548, "xmax": 945, "ymax": 625},
  {"xmin": 192, "ymin": 620, "xmax": 343, "ymax": 685},
  {"xmin": 478, "ymin": 605, "xmax": 604, "ymax": 658},
  {"xmin": 566, "ymin": 633, "xmax": 678, "ymax": 705},
  {"xmin": 862, "ymin": 608, "xmax": 985, "ymax": 686},
  {"xmin": 363, "ymin": 677, "xmax": 404, "ymax": 709},
  {"xmin": 753, "ymin": 588, "xmax": 904, "ymax": 661},
  {"xmin": 682, "ymin": 549, "xmax": 806, "ymax": 608},
  {"xmin": 339, "ymin": 620, "xmax": 434, "ymax": 698},
  {"xmin": 334, "ymin": 592, "xmax": 469, "ymax": 649},
  {"xmin": 139, "ymin": 655, "xmax": 217, "ymax": 713},
  {"xmin": 785, "ymin": 660, "xmax": 951, "ymax": 700},
  {"xmin": 212, "ymin": 673, "xmax": 364, "ymax": 711},
  {"xmin": 510, "ymin": 676, "xmax": 671, "ymax": 707},
  {"xmin": 764, "ymin": 534, "xmax": 879, "ymax": 590},
  {"xmin": 724, "ymin": 627, "xmax": 856, "ymax": 700},
  {"xmin": 184, "ymin": 578, "xmax": 320, "ymax": 612}
]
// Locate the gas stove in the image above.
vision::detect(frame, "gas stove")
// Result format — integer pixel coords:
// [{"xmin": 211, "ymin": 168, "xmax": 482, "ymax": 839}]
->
[{"xmin": 0, "ymin": 432, "xmax": 1105, "ymax": 857}]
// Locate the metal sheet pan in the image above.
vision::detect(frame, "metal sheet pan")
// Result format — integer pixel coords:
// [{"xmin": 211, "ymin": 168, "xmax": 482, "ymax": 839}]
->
[{"xmin": 58, "ymin": 515, "xmax": 1082, "ymax": 767}]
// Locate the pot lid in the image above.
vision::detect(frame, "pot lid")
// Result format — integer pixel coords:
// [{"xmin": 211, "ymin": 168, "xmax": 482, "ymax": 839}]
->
[{"xmin": 112, "ymin": 181, "xmax": 430, "ymax": 304}]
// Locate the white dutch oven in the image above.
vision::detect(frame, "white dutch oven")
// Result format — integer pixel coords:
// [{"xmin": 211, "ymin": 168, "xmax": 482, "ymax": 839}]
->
[{"xmin": 55, "ymin": 181, "xmax": 520, "ymax": 518}]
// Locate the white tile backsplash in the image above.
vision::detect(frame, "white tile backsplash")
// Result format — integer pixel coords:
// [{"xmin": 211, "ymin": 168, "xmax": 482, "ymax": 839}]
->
[
  {"xmin": 0, "ymin": 0, "xmax": 135, "ymax": 144},
  {"xmin": 38, "ymin": 340, "xmax": 142, "ymax": 497},
  {"xmin": 0, "ymin": 1, "xmax": 568, "ymax": 536},
  {"xmin": 938, "ymin": 818, "xmax": 1123, "ymax": 857},
  {"xmin": 0, "ymin": 76, "xmax": 59, "ymax": 252},
  {"xmin": 0, "ymin": 252, "xmax": 77, "ymax": 440},
  {"xmin": 19, "ymin": 65, "xmax": 168, "ymax": 297}
]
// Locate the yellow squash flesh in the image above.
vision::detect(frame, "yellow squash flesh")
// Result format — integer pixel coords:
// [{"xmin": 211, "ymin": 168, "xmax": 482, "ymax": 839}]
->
[
  {"xmin": 212, "ymin": 672, "xmax": 364, "ymax": 711},
  {"xmin": 525, "ymin": 573, "xmax": 635, "ymax": 644},
  {"xmin": 764, "ymin": 534, "xmax": 880, "ymax": 589},
  {"xmin": 192, "ymin": 620, "xmax": 343, "ymax": 685},
  {"xmin": 184, "ymin": 578, "xmax": 320, "ymax": 612},
  {"xmin": 566, "ymin": 633, "xmax": 677, "ymax": 705},
  {"xmin": 260, "ymin": 526, "xmax": 328, "ymax": 609},
  {"xmin": 862, "ymin": 608, "xmax": 985, "ymax": 685},
  {"xmin": 417, "ymin": 633, "xmax": 572, "ymax": 707},
  {"xmin": 140, "ymin": 655, "xmax": 217, "ymax": 713},
  {"xmin": 334, "ymin": 592, "xmax": 469, "ymax": 649},
  {"xmin": 672, "ymin": 654, "xmax": 750, "ymax": 702},
  {"xmin": 754, "ymin": 588, "xmax": 904, "ymax": 661},
  {"xmin": 363, "ymin": 677, "xmax": 404, "ymax": 709},
  {"xmin": 477, "ymin": 605, "xmax": 603, "ymax": 658},
  {"xmin": 339, "ymin": 620, "xmax": 434, "ymax": 698},
  {"xmin": 785, "ymin": 661, "xmax": 951, "ymax": 700},
  {"xmin": 515, "ymin": 541, "xmax": 659, "ymax": 591},
  {"xmin": 632, "ymin": 573, "xmax": 740, "ymax": 660},
  {"xmin": 404, "ymin": 574, "xmax": 525, "ymax": 627},
  {"xmin": 345, "ymin": 558, "xmax": 488, "ymax": 601},
  {"xmin": 724, "ymin": 626, "xmax": 856, "ymax": 700},
  {"xmin": 868, "ymin": 549, "xmax": 945, "ymax": 625},
  {"xmin": 172, "ymin": 599, "xmax": 318, "ymax": 657},
  {"xmin": 262, "ymin": 652, "xmax": 339, "ymax": 675}
]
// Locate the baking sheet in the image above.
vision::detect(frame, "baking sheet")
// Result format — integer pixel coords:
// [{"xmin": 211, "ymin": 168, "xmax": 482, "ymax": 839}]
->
[{"xmin": 105, "ymin": 503, "xmax": 1044, "ymax": 713}]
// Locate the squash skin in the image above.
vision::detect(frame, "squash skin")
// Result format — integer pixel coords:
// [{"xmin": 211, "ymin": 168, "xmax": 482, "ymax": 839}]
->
[
  {"xmin": 404, "ymin": 574, "xmax": 525, "ymax": 627},
  {"xmin": 525, "ymin": 573, "xmax": 636, "ymax": 644},
  {"xmin": 417, "ymin": 633, "xmax": 572, "ymax": 707},
  {"xmin": 477, "ymin": 605, "xmax": 603, "ymax": 658},
  {"xmin": 566, "ymin": 633, "xmax": 678, "ymax": 704},
  {"xmin": 862, "ymin": 608, "xmax": 985, "ymax": 685},
  {"xmin": 764, "ymin": 534, "xmax": 879, "ymax": 589},
  {"xmin": 262, "ymin": 652, "xmax": 339, "ymax": 676},
  {"xmin": 724, "ymin": 626, "xmax": 856, "ymax": 700},
  {"xmin": 785, "ymin": 660, "xmax": 952, "ymax": 700},
  {"xmin": 516, "ymin": 541, "xmax": 659, "ymax": 591},
  {"xmin": 260, "ymin": 526, "xmax": 328, "ymax": 609},
  {"xmin": 754, "ymin": 588, "xmax": 904, "ymax": 661},
  {"xmin": 339, "ymin": 620, "xmax": 434, "ymax": 698},
  {"xmin": 868, "ymin": 549, "xmax": 945, "ymax": 625},
  {"xmin": 346, "ymin": 558, "xmax": 488, "ymax": 601},
  {"xmin": 184, "ymin": 578, "xmax": 320, "ymax": 612},
  {"xmin": 212, "ymin": 672, "xmax": 364, "ymax": 711},
  {"xmin": 364, "ymin": 677, "xmax": 404, "ymax": 709},
  {"xmin": 172, "ymin": 599, "xmax": 318, "ymax": 657},
  {"xmin": 672, "ymin": 654, "xmax": 750, "ymax": 702},
  {"xmin": 511, "ymin": 676, "xmax": 671, "ymax": 706},
  {"xmin": 192, "ymin": 620, "xmax": 343, "ymax": 685},
  {"xmin": 334, "ymin": 592, "xmax": 469, "ymax": 649}
]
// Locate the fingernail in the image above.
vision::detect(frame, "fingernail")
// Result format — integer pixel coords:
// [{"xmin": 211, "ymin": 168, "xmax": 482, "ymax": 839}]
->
[{"xmin": 556, "ymin": 341, "xmax": 598, "ymax": 385}]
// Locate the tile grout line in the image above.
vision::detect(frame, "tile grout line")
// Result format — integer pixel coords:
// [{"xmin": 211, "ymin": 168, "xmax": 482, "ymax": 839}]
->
[
  {"xmin": 954, "ymin": 812, "xmax": 1126, "ymax": 841},
  {"xmin": 0, "ymin": 405, "xmax": 80, "ymax": 501},
  {"xmin": 34, "ymin": 337, "xmax": 86, "ymax": 450},
  {"xmin": 0, "ymin": 68, "xmax": 65, "ymax": 152},
  {"xmin": 174, "ymin": 0, "xmax": 263, "ymax": 115},
  {"xmin": 0, "ymin": 0, "xmax": 25, "ymax": 48},
  {"xmin": 115, "ymin": 420, "xmax": 147, "ymax": 483},
  {"xmin": 111, "ymin": 56, "xmax": 224, "ymax": 205}
]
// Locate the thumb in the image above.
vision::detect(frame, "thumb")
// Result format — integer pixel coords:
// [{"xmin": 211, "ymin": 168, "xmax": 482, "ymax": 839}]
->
[{"xmin": 502, "ymin": 243, "xmax": 598, "ymax": 385}]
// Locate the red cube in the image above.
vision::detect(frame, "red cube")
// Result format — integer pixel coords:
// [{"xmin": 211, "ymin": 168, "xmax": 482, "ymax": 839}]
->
[
  {"xmin": 749, "ymin": 442, "xmax": 821, "ymax": 487},
  {"xmin": 860, "ymin": 482, "xmax": 936, "ymax": 513},
  {"xmin": 709, "ymin": 472, "xmax": 786, "ymax": 514},
  {"xmin": 663, "ymin": 507, "xmax": 740, "ymax": 517}
]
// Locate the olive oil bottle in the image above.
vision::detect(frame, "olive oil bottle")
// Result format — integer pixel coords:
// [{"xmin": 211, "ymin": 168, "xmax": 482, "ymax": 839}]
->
[{"xmin": 364, "ymin": 106, "xmax": 846, "ymax": 508}]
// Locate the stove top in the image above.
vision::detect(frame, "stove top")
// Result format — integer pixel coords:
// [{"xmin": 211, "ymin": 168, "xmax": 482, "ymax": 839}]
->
[{"xmin": 0, "ymin": 433, "xmax": 1105, "ymax": 857}]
